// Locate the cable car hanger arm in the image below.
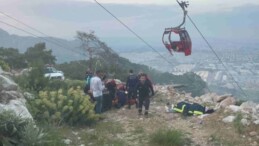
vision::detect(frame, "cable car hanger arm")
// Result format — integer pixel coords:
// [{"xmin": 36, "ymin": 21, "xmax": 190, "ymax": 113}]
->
[{"xmin": 175, "ymin": 0, "xmax": 189, "ymax": 29}]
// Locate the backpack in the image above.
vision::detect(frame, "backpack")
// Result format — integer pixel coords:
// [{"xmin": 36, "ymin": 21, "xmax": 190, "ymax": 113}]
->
[
  {"xmin": 126, "ymin": 74, "xmax": 138, "ymax": 89},
  {"xmin": 84, "ymin": 75, "xmax": 92, "ymax": 94}
]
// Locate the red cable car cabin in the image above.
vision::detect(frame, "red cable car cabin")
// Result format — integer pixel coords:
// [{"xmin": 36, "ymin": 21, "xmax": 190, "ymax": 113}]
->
[
  {"xmin": 162, "ymin": 0, "xmax": 192, "ymax": 56},
  {"xmin": 162, "ymin": 27, "xmax": 192, "ymax": 56}
]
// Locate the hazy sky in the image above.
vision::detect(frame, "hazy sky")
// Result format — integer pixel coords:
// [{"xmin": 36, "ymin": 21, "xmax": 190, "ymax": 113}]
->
[{"xmin": 0, "ymin": 0, "xmax": 259, "ymax": 43}]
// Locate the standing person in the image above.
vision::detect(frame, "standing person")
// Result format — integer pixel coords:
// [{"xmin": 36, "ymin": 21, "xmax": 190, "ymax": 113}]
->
[
  {"xmin": 143, "ymin": 73, "xmax": 155, "ymax": 97},
  {"xmin": 106, "ymin": 78, "xmax": 116, "ymax": 110},
  {"xmin": 90, "ymin": 70, "xmax": 105, "ymax": 114},
  {"xmin": 102, "ymin": 77, "xmax": 115, "ymax": 112},
  {"xmin": 126, "ymin": 69, "xmax": 139, "ymax": 109},
  {"xmin": 135, "ymin": 74, "xmax": 154, "ymax": 117}
]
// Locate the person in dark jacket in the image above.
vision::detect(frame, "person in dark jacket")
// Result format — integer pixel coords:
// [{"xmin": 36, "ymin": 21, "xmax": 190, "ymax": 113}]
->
[
  {"xmin": 126, "ymin": 69, "xmax": 139, "ymax": 109},
  {"xmin": 135, "ymin": 74, "xmax": 154, "ymax": 116},
  {"xmin": 105, "ymin": 79, "xmax": 116, "ymax": 110}
]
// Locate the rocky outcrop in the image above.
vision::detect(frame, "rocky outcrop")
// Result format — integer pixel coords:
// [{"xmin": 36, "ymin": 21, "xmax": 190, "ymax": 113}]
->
[
  {"xmin": 156, "ymin": 85, "xmax": 259, "ymax": 126},
  {"xmin": 227, "ymin": 105, "xmax": 241, "ymax": 113},
  {"xmin": 0, "ymin": 71, "xmax": 33, "ymax": 120},
  {"xmin": 0, "ymin": 98, "xmax": 33, "ymax": 119},
  {"xmin": 217, "ymin": 96, "xmax": 236, "ymax": 108},
  {"xmin": 0, "ymin": 74, "xmax": 18, "ymax": 91}
]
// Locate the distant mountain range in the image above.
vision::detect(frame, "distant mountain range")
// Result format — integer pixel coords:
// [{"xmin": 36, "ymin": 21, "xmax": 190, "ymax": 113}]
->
[
  {"xmin": 0, "ymin": 28, "xmax": 258, "ymax": 64},
  {"xmin": 0, "ymin": 28, "xmax": 87, "ymax": 63}
]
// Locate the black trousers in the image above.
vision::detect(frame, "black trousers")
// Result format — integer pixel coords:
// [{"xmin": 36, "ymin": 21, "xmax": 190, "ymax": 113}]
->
[
  {"xmin": 102, "ymin": 94, "xmax": 112, "ymax": 112},
  {"xmin": 138, "ymin": 96, "xmax": 150, "ymax": 113}
]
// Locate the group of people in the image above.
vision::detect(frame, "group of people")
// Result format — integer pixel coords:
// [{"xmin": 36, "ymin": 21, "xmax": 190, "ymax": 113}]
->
[
  {"xmin": 84, "ymin": 69, "xmax": 214, "ymax": 117},
  {"xmin": 84, "ymin": 69, "xmax": 155, "ymax": 116}
]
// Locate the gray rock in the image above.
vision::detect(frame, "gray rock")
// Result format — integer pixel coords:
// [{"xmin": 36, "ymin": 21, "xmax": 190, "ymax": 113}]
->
[
  {"xmin": 222, "ymin": 115, "xmax": 236, "ymax": 123},
  {"xmin": 240, "ymin": 101, "xmax": 257, "ymax": 113},
  {"xmin": 0, "ymin": 75, "xmax": 18, "ymax": 91},
  {"xmin": 202, "ymin": 95, "xmax": 214, "ymax": 103},
  {"xmin": 0, "ymin": 98, "xmax": 33, "ymax": 120},
  {"xmin": 251, "ymin": 141, "xmax": 258, "ymax": 146},
  {"xmin": 62, "ymin": 139, "xmax": 72, "ymax": 145},
  {"xmin": 23, "ymin": 92, "xmax": 35, "ymax": 100},
  {"xmin": 252, "ymin": 113, "xmax": 259, "ymax": 120},
  {"xmin": 249, "ymin": 131, "xmax": 257, "ymax": 137},
  {"xmin": 214, "ymin": 94, "xmax": 232, "ymax": 103},
  {"xmin": 241, "ymin": 118, "xmax": 250, "ymax": 126},
  {"xmin": 227, "ymin": 105, "xmax": 241, "ymax": 113},
  {"xmin": 0, "ymin": 91, "xmax": 23, "ymax": 104},
  {"xmin": 253, "ymin": 120, "xmax": 259, "ymax": 125},
  {"xmin": 219, "ymin": 97, "xmax": 236, "ymax": 108}
]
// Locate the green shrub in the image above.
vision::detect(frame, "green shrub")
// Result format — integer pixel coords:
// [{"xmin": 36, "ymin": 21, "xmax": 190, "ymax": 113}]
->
[
  {"xmin": 0, "ymin": 108, "xmax": 65, "ymax": 146},
  {"xmin": 233, "ymin": 113, "xmax": 244, "ymax": 134},
  {"xmin": 46, "ymin": 79, "xmax": 85, "ymax": 91},
  {"xmin": 19, "ymin": 122, "xmax": 48, "ymax": 146},
  {"xmin": 15, "ymin": 66, "xmax": 49, "ymax": 93},
  {"xmin": 149, "ymin": 129, "xmax": 191, "ymax": 146},
  {"xmin": 19, "ymin": 122, "xmax": 64, "ymax": 146},
  {"xmin": 0, "ymin": 110, "xmax": 29, "ymax": 145},
  {"xmin": 0, "ymin": 60, "xmax": 10, "ymax": 71},
  {"xmin": 28, "ymin": 87, "xmax": 98, "ymax": 125}
]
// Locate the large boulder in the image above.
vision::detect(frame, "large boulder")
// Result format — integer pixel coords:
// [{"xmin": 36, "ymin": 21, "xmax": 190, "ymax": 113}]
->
[
  {"xmin": 0, "ymin": 73, "xmax": 33, "ymax": 120},
  {"xmin": 0, "ymin": 90, "xmax": 23, "ymax": 104},
  {"xmin": 213, "ymin": 94, "xmax": 232, "ymax": 103},
  {"xmin": 0, "ymin": 98, "xmax": 33, "ymax": 120},
  {"xmin": 227, "ymin": 105, "xmax": 241, "ymax": 113},
  {"xmin": 240, "ymin": 101, "xmax": 257, "ymax": 113},
  {"xmin": 0, "ymin": 74, "xmax": 18, "ymax": 91},
  {"xmin": 218, "ymin": 97, "xmax": 236, "ymax": 108},
  {"xmin": 201, "ymin": 94, "xmax": 214, "ymax": 104}
]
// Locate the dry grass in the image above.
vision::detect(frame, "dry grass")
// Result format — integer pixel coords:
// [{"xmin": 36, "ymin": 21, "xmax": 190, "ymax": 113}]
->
[
  {"xmin": 53, "ymin": 93, "xmax": 259, "ymax": 146},
  {"xmin": 204, "ymin": 112, "xmax": 251, "ymax": 146}
]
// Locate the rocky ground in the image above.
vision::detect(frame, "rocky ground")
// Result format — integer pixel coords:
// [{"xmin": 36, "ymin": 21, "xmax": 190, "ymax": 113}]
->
[{"xmin": 59, "ymin": 85, "xmax": 259, "ymax": 146}]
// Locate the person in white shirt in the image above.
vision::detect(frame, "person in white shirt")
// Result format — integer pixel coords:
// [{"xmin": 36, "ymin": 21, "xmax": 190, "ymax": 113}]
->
[{"xmin": 90, "ymin": 70, "xmax": 105, "ymax": 114}]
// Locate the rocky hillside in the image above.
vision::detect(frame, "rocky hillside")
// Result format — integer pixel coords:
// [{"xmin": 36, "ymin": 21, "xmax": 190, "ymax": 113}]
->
[
  {"xmin": 53, "ymin": 86, "xmax": 259, "ymax": 146},
  {"xmin": 0, "ymin": 67, "xmax": 258, "ymax": 146}
]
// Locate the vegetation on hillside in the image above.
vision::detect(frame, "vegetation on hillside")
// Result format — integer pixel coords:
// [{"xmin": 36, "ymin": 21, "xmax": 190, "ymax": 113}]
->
[
  {"xmin": 28, "ymin": 87, "xmax": 98, "ymax": 125},
  {"xmin": 0, "ymin": 110, "xmax": 64, "ymax": 146},
  {"xmin": 0, "ymin": 31, "xmax": 207, "ymax": 97}
]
